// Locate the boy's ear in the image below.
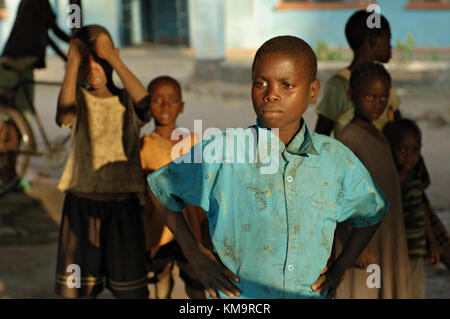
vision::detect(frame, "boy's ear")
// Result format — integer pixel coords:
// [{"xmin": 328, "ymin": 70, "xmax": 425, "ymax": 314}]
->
[
  {"xmin": 309, "ymin": 79, "xmax": 320, "ymax": 104},
  {"xmin": 180, "ymin": 102, "xmax": 185, "ymax": 114}
]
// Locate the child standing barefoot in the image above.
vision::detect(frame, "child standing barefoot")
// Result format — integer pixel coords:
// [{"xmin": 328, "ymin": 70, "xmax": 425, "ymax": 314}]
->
[
  {"xmin": 54, "ymin": 25, "xmax": 152, "ymax": 299},
  {"xmin": 384, "ymin": 119, "xmax": 441, "ymax": 298},
  {"xmin": 335, "ymin": 62, "xmax": 412, "ymax": 299},
  {"xmin": 140, "ymin": 76, "xmax": 211, "ymax": 299}
]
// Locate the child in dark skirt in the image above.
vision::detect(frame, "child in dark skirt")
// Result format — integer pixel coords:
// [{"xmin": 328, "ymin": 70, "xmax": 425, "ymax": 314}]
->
[{"xmin": 54, "ymin": 25, "xmax": 152, "ymax": 299}]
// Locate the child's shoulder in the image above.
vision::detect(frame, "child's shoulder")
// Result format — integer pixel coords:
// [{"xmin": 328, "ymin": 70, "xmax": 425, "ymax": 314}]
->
[
  {"xmin": 324, "ymin": 69, "xmax": 350, "ymax": 88},
  {"xmin": 310, "ymin": 131, "xmax": 360, "ymax": 168}
]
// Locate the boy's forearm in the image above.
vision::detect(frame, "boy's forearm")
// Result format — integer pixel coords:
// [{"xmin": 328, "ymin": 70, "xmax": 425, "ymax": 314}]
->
[
  {"xmin": 57, "ymin": 61, "xmax": 79, "ymax": 126},
  {"xmin": 148, "ymin": 189, "xmax": 202, "ymax": 260},
  {"xmin": 105, "ymin": 54, "xmax": 149, "ymax": 105},
  {"xmin": 333, "ymin": 223, "xmax": 380, "ymax": 273}
]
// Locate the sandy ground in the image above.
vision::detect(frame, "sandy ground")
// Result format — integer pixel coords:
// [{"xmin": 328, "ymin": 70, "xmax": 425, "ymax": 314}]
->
[{"xmin": 0, "ymin": 48, "xmax": 449, "ymax": 299}]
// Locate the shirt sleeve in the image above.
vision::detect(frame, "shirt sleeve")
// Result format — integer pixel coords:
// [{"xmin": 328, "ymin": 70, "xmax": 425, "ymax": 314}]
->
[
  {"xmin": 134, "ymin": 95, "xmax": 152, "ymax": 124},
  {"xmin": 315, "ymin": 75, "xmax": 352, "ymax": 122},
  {"xmin": 389, "ymin": 87, "xmax": 401, "ymax": 112},
  {"xmin": 147, "ymin": 138, "xmax": 221, "ymax": 213},
  {"xmin": 337, "ymin": 150, "xmax": 390, "ymax": 228}
]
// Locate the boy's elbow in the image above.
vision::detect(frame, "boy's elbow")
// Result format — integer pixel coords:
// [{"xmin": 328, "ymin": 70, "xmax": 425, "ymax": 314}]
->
[{"xmin": 56, "ymin": 105, "xmax": 76, "ymax": 127}]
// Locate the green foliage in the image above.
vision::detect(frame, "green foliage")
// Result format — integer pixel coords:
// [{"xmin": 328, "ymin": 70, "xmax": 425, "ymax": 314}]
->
[
  {"xmin": 429, "ymin": 49, "xmax": 439, "ymax": 61},
  {"xmin": 396, "ymin": 34, "xmax": 415, "ymax": 62},
  {"xmin": 314, "ymin": 40, "xmax": 343, "ymax": 61}
]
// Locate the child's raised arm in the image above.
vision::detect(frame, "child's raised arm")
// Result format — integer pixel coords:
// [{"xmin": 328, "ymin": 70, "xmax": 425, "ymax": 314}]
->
[
  {"xmin": 93, "ymin": 33, "xmax": 149, "ymax": 106},
  {"xmin": 56, "ymin": 39, "xmax": 84, "ymax": 127},
  {"xmin": 148, "ymin": 188, "xmax": 241, "ymax": 299}
]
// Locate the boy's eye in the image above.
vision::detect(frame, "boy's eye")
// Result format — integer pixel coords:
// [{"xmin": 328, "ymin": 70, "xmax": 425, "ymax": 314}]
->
[
  {"xmin": 152, "ymin": 98, "xmax": 162, "ymax": 103},
  {"xmin": 169, "ymin": 98, "xmax": 179, "ymax": 104},
  {"xmin": 364, "ymin": 95, "xmax": 375, "ymax": 101},
  {"xmin": 253, "ymin": 81, "xmax": 267, "ymax": 88},
  {"xmin": 282, "ymin": 82, "xmax": 295, "ymax": 89},
  {"xmin": 397, "ymin": 147, "xmax": 407, "ymax": 154}
]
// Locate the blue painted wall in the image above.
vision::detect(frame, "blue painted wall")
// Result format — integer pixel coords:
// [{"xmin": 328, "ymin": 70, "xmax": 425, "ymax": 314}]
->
[
  {"xmin": 0, "ymin": 0, "xmax": 448, "ymax": 55},
  {"xmin": 224, "ymin": 0, "xmax": 450, "ymax": 50}
]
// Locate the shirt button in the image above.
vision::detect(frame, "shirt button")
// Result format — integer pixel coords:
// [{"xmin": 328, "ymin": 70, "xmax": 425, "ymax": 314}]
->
[
  {"xmin": 287, "ymin": 265, "xmax": 294, "ymax": 271},
  {"xmin": 286, "ymin": 176, "xmax": 294, "ymax": 183}
]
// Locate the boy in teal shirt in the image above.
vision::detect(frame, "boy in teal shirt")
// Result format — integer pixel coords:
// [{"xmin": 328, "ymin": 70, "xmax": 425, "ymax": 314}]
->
[{"xmin": 147, "ymin": 36, "xmax": 389, "ymax": 299}]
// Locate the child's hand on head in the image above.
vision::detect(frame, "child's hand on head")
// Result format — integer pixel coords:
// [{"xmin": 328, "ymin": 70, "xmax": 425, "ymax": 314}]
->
[
  {"xmin": 93, "ymin": 33, "xmax": 117, "ymax": 61},
  {"xmin": 67, "ymin": 38, "xmax": 86, "ymax": 66}
]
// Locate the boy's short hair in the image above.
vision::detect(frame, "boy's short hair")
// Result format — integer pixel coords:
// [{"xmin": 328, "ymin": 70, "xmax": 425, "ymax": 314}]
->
[
  {"xmin": 147, "ymin": 76, "xmax": 182, "ymax": 100},
  {"xmin": 252, "ymin": 35, "xmax": 317, "ymax": 82},
  {"xmin": 345, "ymin": 10, "xmax": 390, "ymax": 52},
  {"xmin": 384, "ymin": 119, "xmax": 422, "ymax": 147},
  {"xmin": 350, "ymin": 62, "xmax": 391, "ymax": 93}
]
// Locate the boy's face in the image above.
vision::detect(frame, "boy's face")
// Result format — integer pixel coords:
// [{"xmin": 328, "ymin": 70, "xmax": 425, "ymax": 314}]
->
[
  {"xmin": 373, "ymin": 29, "xmax": 392, "ymax": 63},
  {"xmin": 79, "ymin": 53, "xmax": 108, "ymax": 90},
  {"xmin": 251, "ymin": 53, "xmax": 320, "ymax": 132},
  {"xmin": 350, "ymin": 76, "xmax": 390, "ymax": 122},
  {"xmin": 150, "ymin": 82, "xmax": 184, "ymax": 126},
  {"xmin": 393, "ymin": 131, "xmax": 421, "ymax": 172}
]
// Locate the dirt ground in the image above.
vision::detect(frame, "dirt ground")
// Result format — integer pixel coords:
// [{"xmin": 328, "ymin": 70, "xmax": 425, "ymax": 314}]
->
[{"xmin": 0, "ymin": 48, "xmax": 449, "ymax": 299}]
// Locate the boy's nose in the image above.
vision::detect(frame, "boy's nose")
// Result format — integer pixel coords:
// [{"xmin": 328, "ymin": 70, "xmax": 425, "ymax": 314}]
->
[
  {"xmin": 87, "ymin": 55, "xmax": 99, "ymax": 71},
  {"xmin": 263, "ymin": 86, "xmax": 280, "ymax": 102}
]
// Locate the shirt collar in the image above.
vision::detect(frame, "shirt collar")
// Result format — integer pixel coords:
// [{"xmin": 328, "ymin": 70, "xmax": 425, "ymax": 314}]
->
[{"xmin": 256, "ymin": 118, "xmax": 320, "ymax": 156}]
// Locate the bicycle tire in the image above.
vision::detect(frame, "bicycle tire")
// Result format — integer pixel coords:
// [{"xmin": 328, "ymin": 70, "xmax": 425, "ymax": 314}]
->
[{"xmin": 0, "ymin": 104, "xmax": 36, "ymax": 195}]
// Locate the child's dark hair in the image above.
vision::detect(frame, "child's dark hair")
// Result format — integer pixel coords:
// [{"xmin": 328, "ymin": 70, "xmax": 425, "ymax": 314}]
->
[
  {"xmin": 383, "ymin": 119, "xmax": 422, "ymax": 147},
  {"xmin": 252, "ymin": 35, "xmax": 317, "ymax": 82},
  {"xmin": 350, "ymin": 62, "xmax": 391, "ymax": 93},
  {"xmin": 147, "ymin": 76, "xmax": 182, "ymax": 100},
  {"xmin": 345, "ymin": 10, "xmax": 390, "ymax": 52},
  {"xmin": 73, "ymin": 24, "xmax": 120, "ymax": 95}
]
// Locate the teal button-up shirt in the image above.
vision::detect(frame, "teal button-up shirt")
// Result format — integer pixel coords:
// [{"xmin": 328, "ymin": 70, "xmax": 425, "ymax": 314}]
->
[{"xmin": 148, "ymin": 119, "xmax": 389, "ymax": 299}]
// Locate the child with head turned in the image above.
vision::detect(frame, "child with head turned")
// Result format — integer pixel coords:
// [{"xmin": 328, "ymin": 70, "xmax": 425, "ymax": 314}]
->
[
  {"xmin": 54, "ymin": 25, "xmax": 152, "ymax": 299},
  {"xmin": 335, "ymin": 62, "xmax": 412, "ymax": 299},
  {"xmin": 315, "ymin": 10, "xmax": 399, "ymax": 136},
  {"xmin": 384, "ymin": 119, "xmax": 441, "ymax": 298},
  {"xmin": 147, "ymin": 36, "xmax": 390, "ymax": 299},
  {"xmin": 139, "ymin": 75, "xmax": 211, "ymax": 299}
]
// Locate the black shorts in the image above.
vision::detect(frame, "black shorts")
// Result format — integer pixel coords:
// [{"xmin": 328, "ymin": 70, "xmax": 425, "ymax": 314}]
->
[
  {"xmin": 148, "ymin": 241, "xmax": 204, "ymax": 291},
  {"xmin": 55, "ymin": 192, "xmax": 148, "ymax": 299}
]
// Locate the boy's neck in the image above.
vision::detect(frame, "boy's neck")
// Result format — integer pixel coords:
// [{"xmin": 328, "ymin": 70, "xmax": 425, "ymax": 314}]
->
[
  {"xmin": 348, "ymin": 51, "xmax": 375, "ymax": 72},
  {"xmin": 277, "ymin": 120, "xmax": 302, "ymax": 147},
  {"xmin": 154, "ymin": 123, "xmax": 178, "ymax": 143}
]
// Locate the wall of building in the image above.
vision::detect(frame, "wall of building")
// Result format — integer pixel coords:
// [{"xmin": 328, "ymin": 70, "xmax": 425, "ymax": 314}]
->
[{"xmin": 224, "ymin": 0, "xmax": 450, "ymax": 50}]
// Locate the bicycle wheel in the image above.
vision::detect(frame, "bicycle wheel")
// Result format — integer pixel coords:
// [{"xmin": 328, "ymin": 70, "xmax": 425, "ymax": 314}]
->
[{"xmin": 0, "ymin": 104, "xmax": 36, "ymax": 195}]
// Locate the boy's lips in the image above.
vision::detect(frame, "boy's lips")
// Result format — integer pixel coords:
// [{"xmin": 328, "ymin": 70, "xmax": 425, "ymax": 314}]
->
[{"xmin": 260, "ymin": 108, "xmax": 283, "ymax": 118}]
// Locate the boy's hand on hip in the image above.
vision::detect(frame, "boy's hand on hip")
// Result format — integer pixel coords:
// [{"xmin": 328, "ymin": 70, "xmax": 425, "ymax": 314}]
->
[
  {"xmin": 188, "ymin": 245, "xmax": 241, "ymax": 299},
  {"xmin": 311, "ymin": 265, "xmax": 346, "ymax": 299}
]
